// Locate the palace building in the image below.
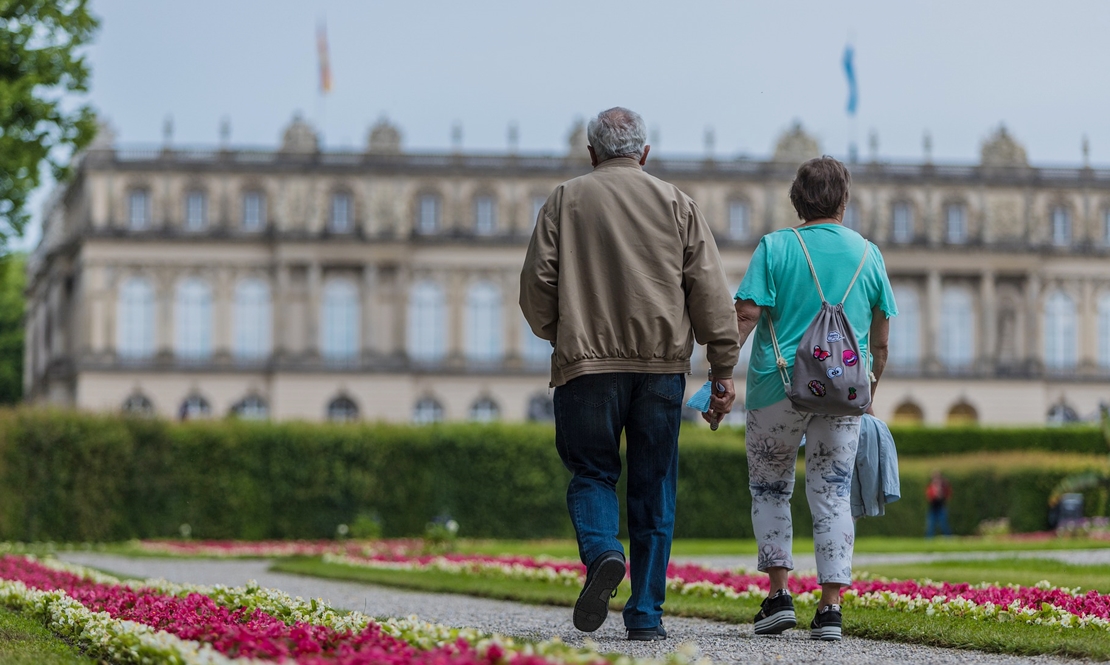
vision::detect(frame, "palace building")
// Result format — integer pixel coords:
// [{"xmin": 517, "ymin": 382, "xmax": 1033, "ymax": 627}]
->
[{"xmin": 24, "ymin": 116, "xmax": 1110, "ymax": 425}]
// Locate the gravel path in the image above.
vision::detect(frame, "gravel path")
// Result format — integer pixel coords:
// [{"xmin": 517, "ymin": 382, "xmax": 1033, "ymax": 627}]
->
[{"xmin": 58, "ymin": 553, "xmax": 1092, "ymax": 665}]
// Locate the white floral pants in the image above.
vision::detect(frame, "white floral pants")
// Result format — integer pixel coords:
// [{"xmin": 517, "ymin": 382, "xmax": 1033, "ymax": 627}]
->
[{"xmin": 746, "ymin": 398, "xmax": 860, "ymax": 585}]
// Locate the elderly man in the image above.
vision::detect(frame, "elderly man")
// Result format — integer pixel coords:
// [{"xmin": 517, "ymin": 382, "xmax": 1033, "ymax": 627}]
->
[{"xmin": 520, "ymin": 107, "xmax": 740, "ymax": 640}]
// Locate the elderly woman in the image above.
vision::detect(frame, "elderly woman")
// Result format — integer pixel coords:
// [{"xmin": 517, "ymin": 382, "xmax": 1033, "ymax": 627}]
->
[{"xmin": 731, "ymin": 156, "xmax": 896, "ymax": 641}]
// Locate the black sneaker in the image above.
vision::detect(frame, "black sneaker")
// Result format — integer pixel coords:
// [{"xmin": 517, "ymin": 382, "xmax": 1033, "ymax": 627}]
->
[
  {"xmin": 810, "ymin": 604, "xmax": 843, "ymax": 641},
  {"xmin": 573, "ymin": 550, "xmax": 626, "ymax": 632},
  {"xmin": 753, "ymin": 589, "xmax": 797, "ymax": 635},
  {"xmin": 627, "ymin": 622, "xmax": 666, "ymax": 641}
]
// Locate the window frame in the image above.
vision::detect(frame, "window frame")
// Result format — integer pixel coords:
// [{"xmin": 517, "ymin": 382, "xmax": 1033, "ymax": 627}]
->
[
  {"xmin": 184, "ymin": 190, "xmax": 208, "ymax": 231},
  {"xmin": 891, "ymin": 201, "xmax": 914, "ymax": 244},
  {"xmin": 473, "ymin": 194, "xmax": 497, "ymax": 235},
  {"xmin": 727, "ymin": 199, "xmax": 751, "ymax": 241},
  {"xmin": 241, "ymin": 190, "xmax": 266, "ymax": 232},
  {"xmin": 128, "ymin": 188, "xmax": 150, "ymax": 230},
  {"xmin": 174, "ymin": 277, "xmax": 214, "ymax": 361},
  {"xmin": 320, "ymin": 278, "xmax": 360, "ymax": 362},
  {"xmin": 842, "ymin": 201, "xmax": 862, "ymax": 233},
  {"xmin": 1043, "ymin": 290, "xmax": 1078, "ymax": 371},
  {"xmin": 329, "ymin": 191, "xmax": 353, "ymax": 234},
  {"xmin": 413, "ymin": 396, "xmax": 444, "ymax": 424},
  {"xmin": 1050, "ymin": 206, "xmax": 1072, "ymax": 247},
  {"xmin": 232, "ymin": 278, "xmax": 272, "ymax": 362},
  {"xmin": 939, "ymin": 286, "xmax": 975, "ymax": 369},
  {"xmin": 117, "ymin": 277, "xmax": 156, "ymax": 360},
  {"xmin": 327, "ymin": 396, "xmax": 360, "ymax": 423},
  {"xmin": 464, "ymin": 281, "xmax": 502, "ymax": 363},
  {"xmin": 945, "ymin": 203, "xmax": 968, "ymax": 244},
  {"xmin": 469, "ymin": 396, "xmax": 501, "ymax": 422},
  {"xmin": 408, "ymin": 281, "xmax": 447, "ymax": 363},
  {"xmin": 417, "ymin": 193, "xmax": 441, "ymax": 235}
]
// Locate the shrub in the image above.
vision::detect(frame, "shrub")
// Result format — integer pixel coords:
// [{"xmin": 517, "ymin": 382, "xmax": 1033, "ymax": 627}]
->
[{"xmin": 0, "ymin": 409, "xmax": 1105, "ymax": 541}]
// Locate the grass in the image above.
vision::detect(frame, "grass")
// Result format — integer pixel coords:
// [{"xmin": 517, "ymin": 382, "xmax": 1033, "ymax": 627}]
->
[
  {"xmin": 861, "ymin": 557, "xmax": 1110, "ymax": 593},
  {"xmin": 272, "ymin": 556, "xmax": 1110, "ymax": 661},
  {"xmin": 450, "ymin": 536, "xmax": 1110, "ymax": 559},
  {"xmin": 0, "ymin": 606, "xmax": 95, "ymax": 664}
]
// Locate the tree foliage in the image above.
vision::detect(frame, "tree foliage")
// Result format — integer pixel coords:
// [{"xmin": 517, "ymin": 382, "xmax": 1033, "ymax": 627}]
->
[
  {"xmin": 0, "ymin": 254, "xmax": 23, "ymax": 404},
  {"xmin": 0, "ymin": 0, "xmax": 98, "ymax": 246}
]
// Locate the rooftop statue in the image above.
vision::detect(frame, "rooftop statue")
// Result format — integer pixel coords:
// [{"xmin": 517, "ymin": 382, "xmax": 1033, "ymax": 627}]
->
[
  {"xmin": 367, "ymin": 117, "xmax": 402, "ymax": 154},
  {"xmin": 773, "ymin": 121, "xmax": 820, "ymax": 165},
  {"xmin": 280, "ymin": 113, "xmax": 319, "ymax": 154},
  {"xmin": 980, "ymin": 125, "xmax": 1028, "ymax": 168}
]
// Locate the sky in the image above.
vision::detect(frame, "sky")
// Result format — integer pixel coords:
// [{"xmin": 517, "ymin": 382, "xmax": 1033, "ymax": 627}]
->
[{"xmin": 18, "ymin": 0, "xmax": 1110, "ymax": 248}]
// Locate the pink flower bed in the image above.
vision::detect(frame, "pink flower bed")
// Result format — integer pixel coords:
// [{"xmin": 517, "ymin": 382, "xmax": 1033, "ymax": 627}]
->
[
  {"xmin": 336, "ymin": 552, "xmax": 1110, "ymax": 621},
  {"xmin": 0, "ymin": 555, "xmax": 599, "ymax": 665},
  {"xmin": 136, "ymin": 539, "xmax": 425, "ymax": 559}
]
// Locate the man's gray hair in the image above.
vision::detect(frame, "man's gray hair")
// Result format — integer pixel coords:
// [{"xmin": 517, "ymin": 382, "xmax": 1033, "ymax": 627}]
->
[{"xmin": 587, "ymin": 107, "xmax": 647, "ymax": 162}]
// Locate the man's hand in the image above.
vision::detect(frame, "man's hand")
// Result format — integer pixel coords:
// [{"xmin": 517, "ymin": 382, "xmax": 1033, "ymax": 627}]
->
[{"xmin": 701, "ymin": 378, "xmax": 736, "ymax": 429}]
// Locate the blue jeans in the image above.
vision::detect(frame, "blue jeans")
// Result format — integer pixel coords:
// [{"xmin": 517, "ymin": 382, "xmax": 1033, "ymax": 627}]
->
[
  {"xmin": 926, "ymin": 504, "xmax": 952, "ymax": 537},
  {"xmin": 553, "ymin": 372, "xmax": 684, "ymax": 630}
]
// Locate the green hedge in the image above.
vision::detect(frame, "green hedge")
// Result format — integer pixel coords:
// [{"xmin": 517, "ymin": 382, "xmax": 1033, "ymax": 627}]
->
[
  {"xmin": 0, "ymin": 409, "xmax": 1104, "ymax": 542},
  {"xmin": 885, "ymin": 425, "xmax": 1106, "ymax": 457}
]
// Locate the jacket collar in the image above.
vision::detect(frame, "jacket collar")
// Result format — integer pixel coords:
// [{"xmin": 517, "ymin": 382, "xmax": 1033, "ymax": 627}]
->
[{"xmin": 594, "ymin": 156, "xmax": 643, "ymax": 171}]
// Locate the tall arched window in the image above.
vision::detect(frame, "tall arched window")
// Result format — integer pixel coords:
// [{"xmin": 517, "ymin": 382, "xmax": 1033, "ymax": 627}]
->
[
  {"xmin": 174, "ymin": 278, "xmax": 212, "ymax": 360},
  {"xmin": 117, "ymin": 277, "xmax": 155, "ymax": 359},
  {"xmin": 233, "ymin": 278, "xmax": 271, "ymax": 361},
  {"xmin": 185, "ymin": 190, "xmax": 207, "ymax": 231},
  {"xmin": 474, "ymin": 195, "xmax": 496, "ymax": 235},
  {"xmin": 727, "ymin": 200, "xmax": 751, "ymax": 240},
  {"xmin": 940, "ymin": 287, "xmax": 974, "ymax": 369},
  {"xmin": 1098, "ymin": 292, "xmax": 1110, "ymax": 370},
  {"xmin": 408, "ymin": 281, "xmax": 446, "ymax": 362},
  {"xmin": 843, "ymin": 202, "xmax": 861, "ymax": 232},
  {"xmin": 329, "ymin": 192, "xmax": 352, "ymax": 233},
  {"xmin": 945, "ymin": 203, "xmax": 968, "ymax": 244},
  {"xmin": 1051, "ymin": 206, "xmax": 1072, "ymax": 247},
  {"xmin": 465, "ymin": 281, "xmax": 502, "ymax": 362},
  {"xmin": 891, "ymin": 202, "xmax": 913, "ymax": 243},
  {"xmin": 889, "ymin": 286, "xmax": 921, "ymax": 368},
  {"xmin": 417, "ymin": 193, "xmax": 440, "ymax": 234},
  {"xmin": 321, "ymin": 278, "xmax": 360, "ymax": 361},
  {"xmin": 1044, "ymin": 290, "xmax": 1078, "ymax": 371},
  {"xmin": 521, "ymin": 316, "xmax": 551, "ymax": 366},
  {"xmin": 128, "ymin": 189, "xmax": 150, "ymax": 230}
]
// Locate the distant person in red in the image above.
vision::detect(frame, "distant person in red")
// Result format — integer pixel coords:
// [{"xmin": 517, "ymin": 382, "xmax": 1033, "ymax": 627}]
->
[{"xmin": 925, "ymin": 471, "xmax": 953, "ymax": 538}]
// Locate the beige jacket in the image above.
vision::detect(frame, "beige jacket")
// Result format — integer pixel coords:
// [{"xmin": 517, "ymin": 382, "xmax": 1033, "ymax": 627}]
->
[{"xmin": 520, "ymin": 157, "xmax": 740, "ymax": 387}]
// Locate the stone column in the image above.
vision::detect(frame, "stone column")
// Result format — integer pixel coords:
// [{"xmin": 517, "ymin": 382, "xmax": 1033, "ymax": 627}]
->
[
  {"xmin": 307, "ymin": 262, "xmax": 322, "ymax": 357},
  {"xmin": 447, "ymin": 270, "xmax": 465, "ymax": 364},
  {"xmin": 925, "ymin": 270, "xmax": 942, "ymax": 369},
  {"xmin": 362, "ymin": 264, "xmax": 377, "ymax": 357},
  {"xmin": 979, "ymin": 270, "xmax": 996, "ymax": 371},
  {"xmin": 213, "ymin": 267, "xmax": 233, "ymax": 360},
  {"xmin": 1024, "ymin": 273, "xmax": 1042, "ymax": 371},
  {"xmin": 274, "ymin": 263, "xmax": 290, "ymax": 358},
  {"xmin": 503, "ymin": 270, "xmax": 520, "ymax": 364},
  {"xmin": 1080, "ymin": 279, "xmax": 1095, "ymax": 372},
  {"xmin": 155, "ymin": 269, "xmax": 174, "ymax": 358},
  {"xmin": 392, "ymin": 268, "xmax": 410, "ymax": 358}
]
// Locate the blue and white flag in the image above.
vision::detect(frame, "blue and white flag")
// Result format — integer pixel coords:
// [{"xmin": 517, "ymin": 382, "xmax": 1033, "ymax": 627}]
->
[{"xmin": 843, "ymin": 44, "xmax": 858, "ymax": 116}]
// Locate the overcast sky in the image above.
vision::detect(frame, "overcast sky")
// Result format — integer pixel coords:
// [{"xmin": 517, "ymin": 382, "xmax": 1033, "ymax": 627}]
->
[{"xmin": 18, "ymin": 0, "xmax": 1110, "ymax": 248}]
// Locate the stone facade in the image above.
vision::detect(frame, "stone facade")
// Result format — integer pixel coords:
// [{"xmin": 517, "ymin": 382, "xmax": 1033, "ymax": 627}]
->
[{"xmin": 25, "ymin": 118, "xmax": 1110, "ymax": 425}]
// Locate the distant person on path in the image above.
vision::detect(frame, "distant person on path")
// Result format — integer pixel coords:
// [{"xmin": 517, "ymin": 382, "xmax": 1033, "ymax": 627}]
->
[
  {"xmin": 925, "ymin": 470, "xmax": 953, "ymax": 537},
  {"xmin": 520, "ymin": 107, "xmax": 740, "ymax": 641},
  {"xmin": 732, "ymin": 157, "xmax": 896, "ymax": 641}
]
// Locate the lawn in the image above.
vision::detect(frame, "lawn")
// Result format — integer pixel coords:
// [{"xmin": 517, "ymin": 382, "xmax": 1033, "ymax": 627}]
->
[
  {"xmin": 0, "ymin": 606, "xmax": 95, "ymax": 665},
  {"xmin": 450, "ymin": 536, "xmax": 1110, "ymax": 558},
  {"xmin": 862, "ymin": 557, "xmax": 1110, "ymax": 593}
]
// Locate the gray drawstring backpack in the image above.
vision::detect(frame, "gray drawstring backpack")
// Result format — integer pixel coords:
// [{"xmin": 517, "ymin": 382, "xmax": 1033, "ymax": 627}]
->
[{"xmin": 767, "ymin": 228, "xmax": 873, "ymax": 416}]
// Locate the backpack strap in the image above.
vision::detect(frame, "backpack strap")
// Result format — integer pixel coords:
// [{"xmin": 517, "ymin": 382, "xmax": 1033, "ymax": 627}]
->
[
  {"xmin": 765, "ymin": 311, "xmax": 792, "ymax": 389},
  {"xmin": 791, "ymin": 227, "xmax": 872, "ymax": 306},
  {"xmin": 789, "ymin": 228, "xmax": 826, "ymax": 303},
  {"xmin": 841, "ymin": 242, "xmax": 871, "ymax": 304}
]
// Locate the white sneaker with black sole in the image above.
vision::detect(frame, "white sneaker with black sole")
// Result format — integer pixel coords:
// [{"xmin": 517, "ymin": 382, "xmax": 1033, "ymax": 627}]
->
[
  {"xmin": 810, "ymin": 604, "xmax": 842, "ymax": 641},
  {"xmin": 753, "ymin": 589, "xmax": 796, "ymax": 635}
]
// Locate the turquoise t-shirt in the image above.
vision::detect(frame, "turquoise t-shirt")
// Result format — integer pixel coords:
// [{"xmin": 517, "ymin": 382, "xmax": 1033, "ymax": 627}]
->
[{"xmin": 735, "ymin": 224, "xmax": 898, "ymax": 411}]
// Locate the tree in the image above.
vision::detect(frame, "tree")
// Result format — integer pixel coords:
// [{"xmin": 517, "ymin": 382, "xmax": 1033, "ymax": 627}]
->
[
  {"xmin": 0, "ymin": 253, "xmax": 24, "ymax": 403},
  {"xmin": 0, "ymin": 0, "xmax": 98, "ymax": 247}
]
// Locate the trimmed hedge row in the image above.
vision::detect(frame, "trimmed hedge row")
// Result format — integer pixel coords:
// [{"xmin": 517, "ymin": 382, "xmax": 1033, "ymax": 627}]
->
[
  {"xmin": 0, "ymin": 409, "xmax": 1105, "ymax": 542},
  {"xmin": 885, "ymin": 425, "xmax": 1106, "ymax": 457}
]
